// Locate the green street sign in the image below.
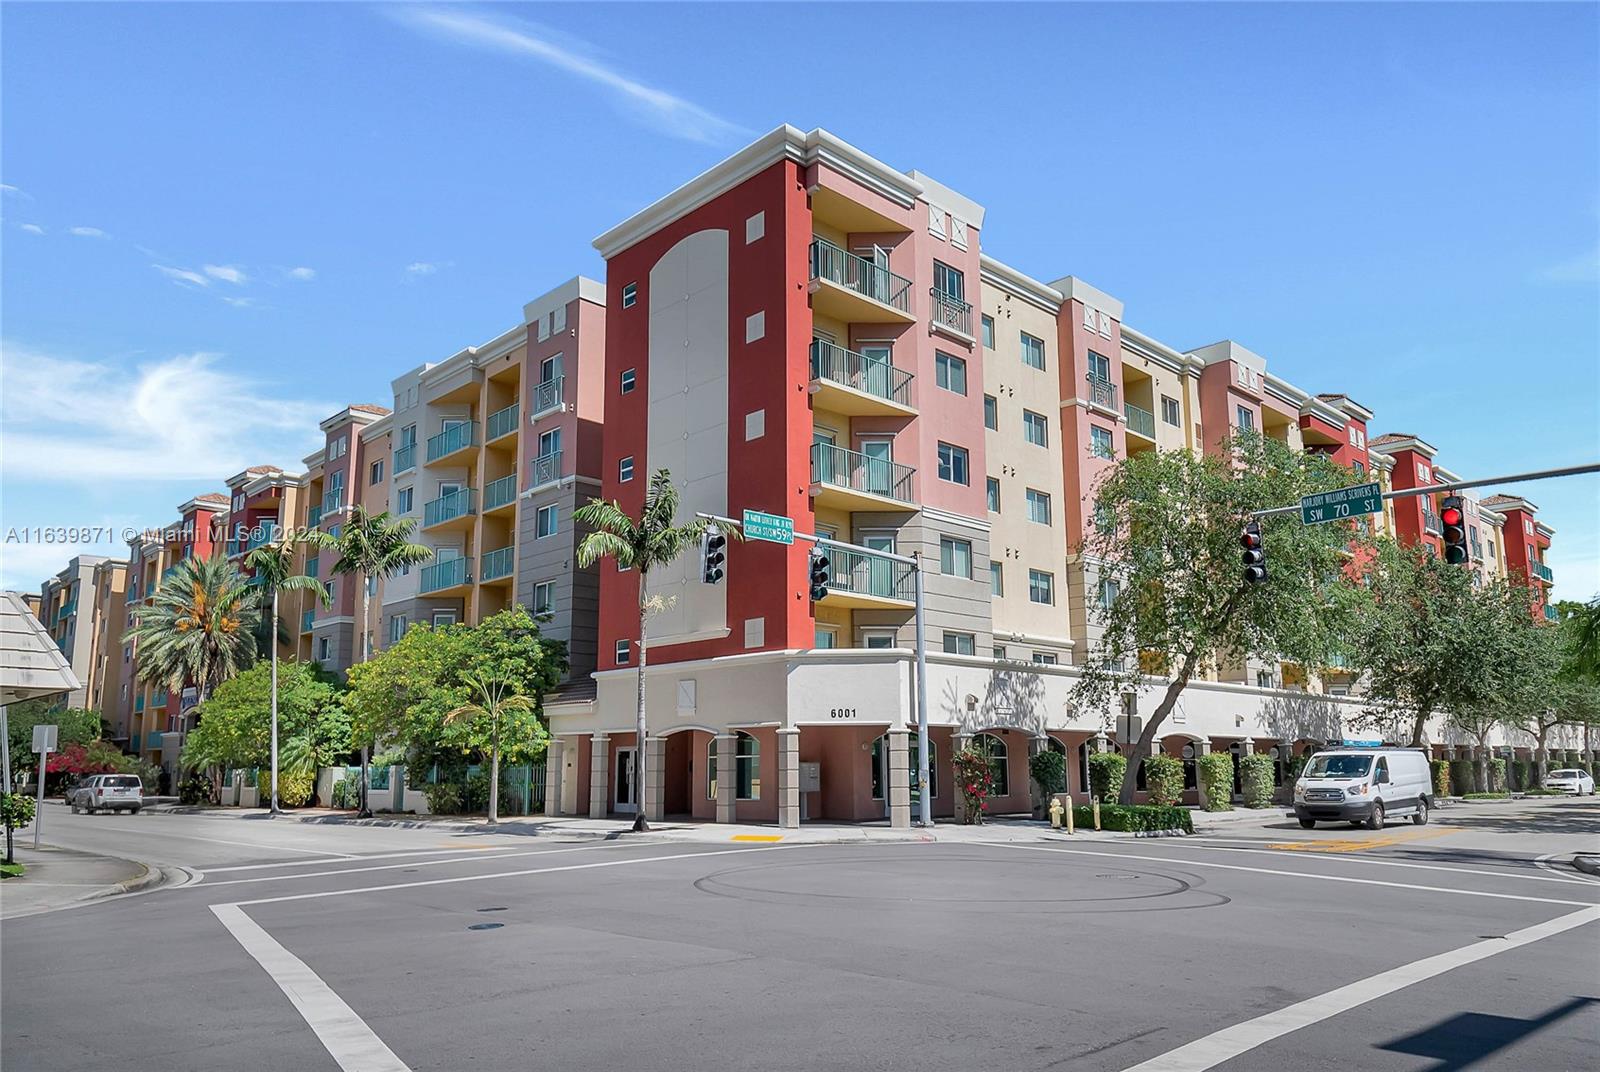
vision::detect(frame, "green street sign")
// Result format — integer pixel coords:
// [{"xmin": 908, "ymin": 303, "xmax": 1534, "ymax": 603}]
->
[
  {"xmin": 742, "ymin": 508, "xmax": 794, "ymax": 545},
  {"xmin": 1300, "ymin": 481, "xmax": 1383, "ymax": 526}
]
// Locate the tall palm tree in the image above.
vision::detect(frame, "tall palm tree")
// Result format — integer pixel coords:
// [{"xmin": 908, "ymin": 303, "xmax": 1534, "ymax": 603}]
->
[
  {"xmin": 445, "ymin": 670, "xmax": 539, "ymax": 825},
  {"xmin": 128, "ymin": 553, "xmax": 261, "ymax": 729},
  {"xmin": 245, "ymin": 532, "xmax": 332, "ymax": 814},
  {"xmin": 574, "ymin": 469, "xmax": 737, "ymax": 832},
  {"xmin": 330, "ymin": 506, "xmax": 432, "ymax": 816}
]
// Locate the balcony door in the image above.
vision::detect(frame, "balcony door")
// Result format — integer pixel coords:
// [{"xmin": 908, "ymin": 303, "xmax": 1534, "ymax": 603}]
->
[
  {"xmin": 860, "ymin": 344, "xmax": 892, "ymax": 400},
  {"xmin": 537, "ymin": 428, "xmax": 561, "ymax": 460},
  {"xmin": 813, "ymin": 430, "xmax": 837, "ymax": 485},
  {"xmin": 540, "ymin": 354, "xmax": 562, "ymax": 386},
  {"xmin": 858, "ymin": 439, "xmax": 893, "ymax": 497},
  {"xmin": 862, "ymin": 533, "xmax": 895, "ymax": 598}
]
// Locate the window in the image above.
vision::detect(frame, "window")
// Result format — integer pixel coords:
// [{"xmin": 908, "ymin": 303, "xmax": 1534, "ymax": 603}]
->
[
  {"xmin": 1094, "ymin": 503, "xmax": 1115, "ymax": 534},
  {"xmin": 937, "ymin": 442, "xmax": 970, "ymax": 485},
  {"xmin": 973, "ymin": 732, "xmax": 1008, "ymax": 795},
  {"xmin": 1161, "ymin": 395, "xmax": 1181, "ymax": 427},
  {"xmin": 863, "ymin": 631, "xmax": 897, "ymax": 649},
  {"xmin": 389, "ymin": 615, "xmax": 408, "ymax": 644},
  {"xmin": 932, "ymin": 260, "xmax": 965, "ymax": 302},
  {"xmin": 432, "ymin": 611, "xmax": 457, "ymax": 627},
  {"xmin": 983, "ymin": 395, "xmax": 998, "ymax": 430},
  {"xmin": 1029, "ymin": 569, "xmax": 1055, "ymax": 605},
  {"xmin": 620, "ymin": 368, "xmax": 636, "ymax": 394},
  {"xmin": 532, "ymin": 581, "xmax": 555, "ymax": 615},
  {"xmin": 1026, "ymin": 488, "xmax": 1052, "ymax": 526},
  {"xmin": 1090, "ymin": 426, "xmax": 1114, "ymax": 458},
  {"xmin": 986, "ymin": 476, "xmax": 1000, "ymax": 513},
  {"xmin": 317, "ymin": 637, "xmax": 330, "ymax": 661},
  {"xmin": 940, "ymin": 536, "xmax": 972, "ymax": 579},
  {"xmin": 1099, "ymin": 577, "xmax": 1120, "ymax": 608},
  {"xmin": 622, "ymin": 282, "xmax": 637, "ymax": 308},
  {"xmin": 813, "ymin": 627, "xmax": 836, "ymax": 649},
  {"xmin": 1236, "ymin": 405, "xmax": 1254, "ymax": 432},
  {"xmin": 619, "ymin": 456, "xmax": 635, "ymax": 482},
  {"xmin": 370, "ymin": 460, "xmax": 383, "ymax": 485},
  {"xmin": 993, "ymin": 645, "xmax": 1007, "ymax": 661},
  {"xmin": 1023, "ymin": 410, "xmax": 1048, "ymax": 447},
  {"xmin": 1087, "ymin": 351, "xmax": 1111, "ymax": 383},
  {"xmin": 1256, "ymin": 670, "xmax": 1274, "ymax": 689},
  {"xmin": 942, "ymin": 632, "xmax": 976, "ymax": 656},
  {"xmin": 1020, "ymin": 332, "xmax": 1046, "ymax": 370},
  {"xmin": 990, "ymin": 561, "xmax": 1004, "ymax": 596},
  {"xmin": 615, "ymin": 639, "xmax": 631, "ymax": 665},
  {"xmin": 708, "ymin": 732, "xmax": 761, "ymax": 801},
  {"xmin": 1032, "ymin": 652, "xmax": 1058, "ymax": 665},
  {"xmin": 535, "ymin": 504, "xmax": 558, "ymax": 538},
  {"xmin": 981, "ymin": 315, "xmax": 995, "ymax": 349},
  {"xmin": 396, "ymin": 487, "xmax": 413, "ymax": 515},
  {"xmin": 935, "ymin": 351, "xmax": 967, "ymax": 395}
]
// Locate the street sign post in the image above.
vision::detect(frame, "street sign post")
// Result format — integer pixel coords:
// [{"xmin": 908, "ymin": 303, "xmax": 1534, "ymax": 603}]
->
[
  {"xmin": 741, "ymin": 509, "xmax": 794, "ymax": 545},
  {"xmin": 31, "ymin": 724, "xmax": 57, "ymax": 849},
  {"xmin": 1299, "ymin": 481, "xmax": 1382, "ymax": 526}
]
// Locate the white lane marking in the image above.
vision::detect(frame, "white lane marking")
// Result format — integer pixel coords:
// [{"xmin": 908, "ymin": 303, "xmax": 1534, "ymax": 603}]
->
[
  {"xmin": 1177, "ymin": 839, "xmax": 1593, "ymax": 886},
  {"xmin": 1116, "ymin": 904, "xmax": 1600, "ymax": 1072},
  {"xmin": 193, "ymin": 843, "xmax": 626, "ymax": 888},
  {"xmin": 1534, "ymin": 851, "xmax": 1600, "ymax": 886},
  {"xmin": 211, "ymin": 903, "xmax": 411, "ymax": 1072},
  {"xmin": 988, "ymin": 843, "xmax": 1597, "ymax": 908},
  {"xmin": 202, "ymin": 845, "xmax": 533, "ymax": 873}
]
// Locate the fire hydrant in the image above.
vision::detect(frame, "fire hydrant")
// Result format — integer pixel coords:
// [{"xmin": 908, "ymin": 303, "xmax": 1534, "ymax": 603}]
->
[{"xmin": 1049, "ymin": 797, "xmax": 1064, "ymax": 828}]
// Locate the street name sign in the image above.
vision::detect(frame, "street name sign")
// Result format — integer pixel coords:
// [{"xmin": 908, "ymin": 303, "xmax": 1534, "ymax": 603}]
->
[
  {"xmin": 1300, "ymin": 482, "xmax": 1382, "ymax": 526},
  {"xmin": 742, "ymin": 509, "xmax": 794, "ymax": 545}
]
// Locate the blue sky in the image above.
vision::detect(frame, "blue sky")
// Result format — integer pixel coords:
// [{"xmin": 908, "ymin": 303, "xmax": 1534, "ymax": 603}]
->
[{"xmin": 2, "ymin": 2, "xmax": 1596, "ymax": 600}]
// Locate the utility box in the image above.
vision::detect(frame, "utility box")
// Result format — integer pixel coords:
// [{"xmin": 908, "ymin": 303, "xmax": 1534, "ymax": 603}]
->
[{"xmin": 799, "ymin": 762, "xmax": 821, "ymax": 793}]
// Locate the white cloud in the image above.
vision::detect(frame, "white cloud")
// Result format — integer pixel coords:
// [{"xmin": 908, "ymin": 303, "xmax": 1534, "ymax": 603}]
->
[
  {"xmin": 0, "ymin": 184, "xmax": 28, "ymax": 200},
  {"xmin": 220, "ymin": 296, "xmax": 260, "ymax": 308},
  {"xmin": 20, "ymin": 223, "xmax": 44, "ymax": 235},
  {"xmin": 286, "ymin": 266, "xmax": 316, "ymax": 281},
  {"xmin": 406, "ymin": 261, "xmax": 438, "ymax": 276},
  {"xmin": 391, "ymin": 7, "xmax": 747, "ymax": 144},
  {"xmin": 0, "ymin": 341, "xmax": 332, "ymax": 485},
  {"xmin": 1541, "ymin": 248, "xmax": 1600, "ymax": 285},
  {"xmin": 68, "ymin": 226, "xmax": 110, "ymax": 238},
  {"xmin": 203, "ymin": 264, "xmax": 248, "ymax": 284},
  {"xmin": 153, "ymin": 264, "xmax": 210, "ymax": 288}
]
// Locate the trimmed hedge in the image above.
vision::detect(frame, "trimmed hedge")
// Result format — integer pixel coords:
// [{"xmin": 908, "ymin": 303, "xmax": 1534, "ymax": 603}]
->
[
  {"xmin": 1461, "ymin": 792, "xmax": 1510, "ymax": 800},
  {"xmin": 255, "ymin": 768, "xmax": 314, "ymax": 807},
  {"xmin": 1488, "ymin": 758, "xmax": 1507, "ymax": 794},
  {"xmin": 1430, "ymin": 760, "xmax": 1451, "ymax": 798},
  {"xmin": 1240, "ymin": 754, "xmax": 1274, "ymax": 809},
  {"xmin": 1145, "ymin": 754, "xmax": 1185, "ymax": 807},
  {"xmin": 1197, "ymin": 752, "xmax": 1234, "ymax": 812},
  {"xmin": 1449, "ymin": 759, "xmax": 1475, "ymax": 795},
  {"xmin": 1029, "ymin": 750, "xmax": 1067, "ymax": 796},
  {"xmin": 1088, "ymin": 752, "xmax": 1127, "ymax": 802},
  {"xmin": 1072, "ymin": 803, "xmax": 1194, "ymax": 834}
]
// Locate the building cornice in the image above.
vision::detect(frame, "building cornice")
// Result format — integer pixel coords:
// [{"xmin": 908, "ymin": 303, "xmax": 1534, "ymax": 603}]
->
[
  {"xmin": 1048, "ymin": 276, "xmax": 1125, "ymax": 321},
  {"xmin": 1120, "ymin": 325, "xmax": 1199, "ymax": 376},
  {"xmin": 979, "ymin": 254, "xmax": 1061, "ymax": 314}
]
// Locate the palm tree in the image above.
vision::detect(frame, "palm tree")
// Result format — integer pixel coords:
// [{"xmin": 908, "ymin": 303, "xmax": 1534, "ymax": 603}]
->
[
  {"xmin": 245, "ymin": 533, "xmax": 332, "ymax": 815},
  {"xmin": 445, "ymin": 670, "xmax": 539, "ymax": 825},
  {"xmin": 128, "ymin": 554, "xmax": 261, "ymax": 715},
  {"xmin": 574, "ymin": 469, "xmax": 737, "ymax": 832},
  {"xmin": 330, "ymin": 507, "xmax": 432, "ymax": 816}
]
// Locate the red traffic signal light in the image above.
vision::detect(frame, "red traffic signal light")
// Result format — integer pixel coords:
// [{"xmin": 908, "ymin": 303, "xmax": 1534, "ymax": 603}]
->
[
  {"xmin": 1240, "ymin": 520, "xmax": 1267, "ymax": 584},
  {"xmin": 1440, "ymin": 495, "xmax": 1469, "ymax": 566}
]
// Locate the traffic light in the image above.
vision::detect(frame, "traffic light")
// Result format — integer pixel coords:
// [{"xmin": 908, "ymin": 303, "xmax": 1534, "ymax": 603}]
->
[
  {"xmin": 808, "ymin": 548, "xmax": 831, "ymax": 601},
  {"xmin": 1240, "ymin": 520, "xmax": 1267, "ymax": 585},
  {"xmin": 702, "ymin": 531, "xmax": 727, "ymax": 584},
  {"xmin": 1440, "ymin": 495, "xmax": 1469, "ymax": 565}
]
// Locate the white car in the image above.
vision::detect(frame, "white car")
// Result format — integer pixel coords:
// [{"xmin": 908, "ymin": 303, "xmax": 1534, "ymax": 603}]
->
[
  {"xmin": 1545, "ymin": 769, "xmax": 1595, "ymax": 795},
  {"xmin": 67, "ymin": 774, "xmax": 144, "ymax": 814}
]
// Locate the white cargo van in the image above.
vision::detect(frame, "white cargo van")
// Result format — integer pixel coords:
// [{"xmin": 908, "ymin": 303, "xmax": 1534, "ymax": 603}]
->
[{"xmin": 1292, "ymin": 748, "xmax": 1432, "ymax": 830}]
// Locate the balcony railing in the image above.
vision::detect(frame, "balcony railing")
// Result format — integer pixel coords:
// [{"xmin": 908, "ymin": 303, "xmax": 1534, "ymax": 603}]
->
[
  {"xmin": 808, "ymin": 238, "xmax": 911, "ymax": 312},
  {"xmin": 531, "ymin": 450, "xmax": 563, "ymax": 488},
  {"xmin": 810, "ymin": 339, "xmax": 914, "ymax": 407},
  {"xmin": 56, "ymin": 601, "xmax": 77, "ymax": 622},
  {"xmin": 928, "ymin": 288, "xmax": 973, "ymax": 337},
  {"xmin": 480, "ymin": 546, "xmax": 514, "ymax": 582},
  {"xmin": 306, "ymin": 505, "xmax": 322, "ymax": 528},
  {"xmin": 1531, "ymin": 560, "xmax": 1554, "ymax": 583},
  {"xmin": 245, "ymin": 523, "xmax": 281, "ymax": 552},
  {"xmin": 423, "ymin": 487, "xmax": 477, "ymax": 528},
  {"xmin": 135, "ymin": 696, "xmax": 144, "ymax": 712},
  {"xmin": 301, "ymin": 610, "xmax": 314, "ymax": 633},
  {"xmin": 810, "ymin": 443, "xmax": 915, "ymax": 504},
  {"xmin": 1422, "ymin": 510, "xmax": 1443, "ymax": 537},
  {"xmin": 532, "ymin": 377, "xmax": 564, "ymax": 416},
  {"xmin": 1543, "ymin": 603, "xmax": 1558, "ymax": 622},
  {"xmin": 394, "ymin": 442, "xmax": 416, "ymax": 474},
  {"xmin": 822, "ymin": 546, "xmax": 915, "ymax": 603},
  {"xmin": 321, "ymin": 487, "xmax": 344, "ymax": 517},
  {"xmin": 487, "ymin": 403, "xmax": 520, "ymax": 441},
  {"xmin": 427, "ymin": 422, "xmax": 476, "ymax": 463},
  {"xmin": 484, "ymin": 473, "xmax": 517, "ymax": 512},
  {"xmin": 419, "ymin": 557, "xmax": 471, "ymax": 594},
  {"xmin": 1085, "ymin": 375, "xmax": 1118, "ymax": 411},
  {"xmin": 1124, "ymin": 401, "xmax": 1156, "ymax": 439}
]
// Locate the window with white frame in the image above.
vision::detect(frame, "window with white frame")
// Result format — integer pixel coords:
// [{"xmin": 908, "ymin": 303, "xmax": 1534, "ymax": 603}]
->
[
  {"xmin": 370, "ymin": 460, "xmax": 383, "ymax": 485},
  {"xmin": 1023, "ymin": 410, "xmax": 1048, "ymax": 447},
  {"xmin": 1087, "ymin": 350, "xmax": 1111, "ymax": 383},
  {"xmin": 615, "ymin": 638, "xmax": 631, "ymax": 665},
  {"xmin": 432, "ymin": 610, "xmax": 457, "ymax": 627},
  {"xmin": 932, "ymin": 261, "xmax": 965, "ymax": 302},
  {"xmin": 1020, "ymin": 332, "xmax": 1046, "ymax": 370},
  {"xmin": 535, "ymin": 504, "xmax": 558, "ymax": 538},
  {"xmin": 1028, "ymin": 569, "xmax": 1054, "ymax": 605},
  {"xmin": 983, "ymin": 394, "xmax": 998, "ymax": 430},
  {"xmin": 1099, "ymin": 577, "xmax": 1120, "ymax": 608},
  {"xmin": 937, "ymin": 442, "xmax": 969, "ymax": 485},
  {"xmin": 973, "ymin": 732, "xmax": 1008, "ymax": 795},
  {"xmin": 707, "ymin": 731, "xmax": 761, "ymax": 800},
  {"xmin": 1026, "ymin": 488, "xmax": 1052, "ymax": 525},
  {"xmin": 990, "ymin": 561, "xmax": 1003, "ymax": 596},
  {"xmin": 940, "ymin": 536, "xmax": 972, "ymax": 579},
  {"xmin": 622, "ymin": 283, "xmax": 637, "ymax": 308},
  {"xmin": 1090, "ymin": 426, "xmax": 1114, "ymax": 458},
  {"xmin": 620, "ymin": 368, "xmax": 636, "ymax": 394},
  {"xmin": 987, "ymin": 477, "xmax": 1000, "ymax": 513},
  {"xmin": 935, "ymin": 351, "xmax": 967, "ymax": 396},
  {"xmin": 396, "ymin": 486, "xmax": 414, "ymax": 514},
  {"xmin": 1032, "ymin": 652, "xmax": 1058, "ymax": 665},
  {"xmin": 942, "ymin": 632, "xmax": 976, "ymax": 656},
  {"xmin": 981, "ymin": 315, "xmax": 995, "ymax": 349},
  {"xmin": 1236, "ymin": 405, "xmax": 1254, "ymax": 432},
  {"xmin": 619, "ymin": 456, "xmax": 635, "ymax": 482},
  {"xmin": 1161, "ymin": 395, "xmax": 1181, "ymax": 427},
  {"xmin": 532, "ymin": 580, "xmax": 555, "ymax": 615},
  {"xmin": 389, "ymin": 615, "xmax": 408, "ymax": 644}
]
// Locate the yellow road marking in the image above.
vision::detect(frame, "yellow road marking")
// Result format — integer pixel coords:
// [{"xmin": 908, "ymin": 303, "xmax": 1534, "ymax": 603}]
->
[
  {"xmin": 1267, "ymin": 829, "xmax": 1452, "ymax": 853},
  {"xmin": 731, "ymin": 834, "xmax": 783, "ymax": 842}
]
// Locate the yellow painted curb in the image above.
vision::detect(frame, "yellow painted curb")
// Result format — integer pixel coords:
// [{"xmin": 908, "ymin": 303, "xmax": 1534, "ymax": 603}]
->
[{"xmin": 731, "ymin": 834, "xmax": 784, "ymax": 842}]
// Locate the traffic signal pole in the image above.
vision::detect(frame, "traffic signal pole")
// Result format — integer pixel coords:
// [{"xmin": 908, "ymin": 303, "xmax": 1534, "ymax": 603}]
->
[
  {"xmin": 697, "ymin": 511, "xmax": 934, "ymax": 827},
  {"xmin": 1247, "ymin": 462, "xmax": 1600, "ymax": 520}
]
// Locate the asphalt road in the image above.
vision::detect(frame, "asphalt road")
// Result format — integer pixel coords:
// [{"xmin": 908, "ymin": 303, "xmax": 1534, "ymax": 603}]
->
[{"xmin": 3, "ymin": 798, "xmax": 1597, "ymax": 1072}]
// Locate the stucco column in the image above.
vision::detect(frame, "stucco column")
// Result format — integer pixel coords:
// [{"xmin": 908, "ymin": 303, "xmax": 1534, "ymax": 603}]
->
[
  {"xmin": 952, "ymin": 731, "xmax": 973, "ymax": 823},
  {"xmin": 588, "ymin": 733, "xmax": 609, "ymax": 819},
  {"xmin": 643, "ymin": 736, "xmax": 666, "ymax": 823},
  {"xmin": 887, "ymin": 730, "xmax": 911, "ymax": 829},
  {"xmin": 543, "ymin": 737, "xmax": 565, "ymax": 817},
  {"xmin": 1194, "ymin": 737, "xmax": 1213, "ymax": 809},
  {"xmin": 776, "ymin": 729, "xmax": 800, "ymax": 830},
  {"xmin": 715, "ymin": 734, "xmax": 737, "ymax": 824}
]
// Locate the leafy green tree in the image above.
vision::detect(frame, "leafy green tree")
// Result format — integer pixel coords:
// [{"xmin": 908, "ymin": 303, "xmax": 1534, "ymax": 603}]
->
[
  {"xmin": 1072, "ymin": 433, "xmax": 1364, "ymax": 804},
  {"xmin": 1554, "ymin": 598, "xmax": 1600, "ymax": 683},
  {"xmin": 180, "ymin": 661, "xmax": 340, "ymax": 774},
  {"xmin": 329, "ymin": 506, "xmax": 432, "ymax": 815},
  {"xmin": 127, "ymin": 554, "xmax": 261, "ymax": 712},
  {"xmin": 4, "ymin": 701, "xmax": 101, "ymax": 780},
  {"xmin": 245, "ymin": 532, "xmax": 333, "ymax": 813},
  {"xmin": 1511, "ymin": 607, "xmax": 1600, "ymax": 784},
  {"xmin": 574, "ymin": 469, "xmax": 737, "ymax": 832},
  {"xmin": 444, "ymin": 671, "xmax": 545, "ymax": 824}
]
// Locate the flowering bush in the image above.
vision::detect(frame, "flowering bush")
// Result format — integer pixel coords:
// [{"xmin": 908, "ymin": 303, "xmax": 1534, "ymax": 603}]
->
[{"xmin": 951, "ymin": 748, "xmax": 995, "ymax": 825}]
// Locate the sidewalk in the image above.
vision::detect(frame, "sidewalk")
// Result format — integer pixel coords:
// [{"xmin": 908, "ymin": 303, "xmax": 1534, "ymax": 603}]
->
[{"xmin": 0, "ymin": 844, "xmax": 165, "ymax": 920}]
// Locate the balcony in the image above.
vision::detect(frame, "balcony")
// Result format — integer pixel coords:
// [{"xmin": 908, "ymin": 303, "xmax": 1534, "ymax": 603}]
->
[
  {"xmin": 809, "ymin": 443, "xmax": 916, "ymax": 512},
  {"xmin": 531, "ymin": 377, "xmax": 564, "ymax": 418},
  {"xmin": 807, "ymin": 238, "xmax": 915, "ymax": 324},
  {"xmin": 394, "ymin": 442, "xmax": 417, "ymax": 474},
  {"xmin": 928, "ymin": 288, "xmax": 974, "ymax": 342},
  {"xmin": 1124, "ymin": 401, "xmax": 1156, "ymax": 442},
  {"xmin": 426, "ymin": 422, "xmax": 477, "ymax": 465},
  {"xmin": 480, "ymin": 545, "xmax": 514, "ymax": 583},
  {"xmin": 301, "ymin": 610, "xmax": 314, "ymax": 633},
  {"xmin": 487, "ymin": 403, "xmax": 520, "ymax": 443},
  {"xmin": 483, "ymin": 473, "xmax": 518, "ymax": 514},
  {"xmin": 245, "ymin": 523, "xmax": 281, "ymax": 552},
  {"xmin": 321, "ymin": 487, "xmax": 344, "ymax": 518},
  {"xmin": 419, "ymin": 557, "xmax": 472, "ymax": 596},
  {"xmin": 423, "ymin": 488, "xmax": 477, "ymax": 531},
  {"xmin": 306, "ymin": 504, "xmax": 322, "ymax": 529},
  {"xmin": 135, "ymin": 695, "xmax": 144, "ymax": 712},
  {"xmin": 1531, "ymin": 560, "xmax": 1554, "ymax": 584},
  {"xmin": 1422, "ymin": 510, "xmax": 1443, "ymax": 537},
  {"xmin": 818, "ymin": 546, "xmax": 915, "ymax": 609},
  {"xmin": 1543, "ymin": 603, "xmax": 1558, "ymax": 622},
  {"xmin": 530, "ymin": 450, "xmax": 563, "ymax": 490},
  {"xmin": 808, "ymin": 339, "xmax": 916, "ymax": 418},
  {"xmin": 1085, "ymin": 375, "xmax": 1118, "ymax": 413},
  {"xmin": 56, "ymin": 600, "xmax": 77, "ymax": 622}
]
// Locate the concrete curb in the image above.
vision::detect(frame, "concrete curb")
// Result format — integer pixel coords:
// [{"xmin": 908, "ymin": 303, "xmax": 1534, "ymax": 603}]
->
[
  {"xmin": 1574, "ymin": 855, "xmax": 1600, "ymax": 879},
  {"xmin": 0, "ymin": 847, "xmax": 181, "ymax": 919}
]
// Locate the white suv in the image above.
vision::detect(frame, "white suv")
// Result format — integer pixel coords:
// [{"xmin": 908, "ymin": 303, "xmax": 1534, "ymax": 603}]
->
[{"xmin": 68, "ymin": 774, "xmax": 145, "ymax": 815}]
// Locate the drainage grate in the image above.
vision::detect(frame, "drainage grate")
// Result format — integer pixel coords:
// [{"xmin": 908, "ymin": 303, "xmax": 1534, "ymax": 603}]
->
[{"xmin": 468, "ymin": 922, "xmax": 504, "ymax": 931}]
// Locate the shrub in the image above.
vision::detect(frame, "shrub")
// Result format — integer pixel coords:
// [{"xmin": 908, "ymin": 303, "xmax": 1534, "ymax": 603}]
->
[
  {"xmin": 1488, "ymin": 758, "xmax": 1507, "ymax": 794},
  {"xmin": 1197, "ymin": 752, "xmax": 1234, "ymax": 811},
  {"xmin": 178, "ymin": 773, "xmax": 212, "ymax": 805},
  {"xmin": 422, "ymin": 781, "xmax": 462, "ymax": 815},
  {"xmin": 255, "ymin": 768, "xmax": 315, "ymax": 807},
  {"xmin": 952, "ymin": 748, "xmax": 995, "ymax": 824},
  {"xmin": 1512, "ymin": 759, "xmax": 1533, "ymax": 792},
  {"xmin": 1029, "ymin": 750, "xmax": 1066, "ymax": 796},
  {"xmin": 1087, "ymin": 752, "xmax": 1127, "ymax": 802},
  {"xmin": 1240, "ymin": 754, "xmax": 1275, "ymax": 808},
  {"xmin": 1523, "ymin": 787, "xmax": 1566, "ymax": 796},
  {"xmin": 331, "ymin": 776, "xmax": 355, "ymax": 810},
  {"xmin": 1461, "ymin": 792, "xmax": 1509, "ymax": 800},
  {"xmin": 1071, "ymin": 803, "xmax": 1193, "ymax": 834},
  {"xmin": 1144, "ymin": 754, "xmax": 1184, "ymax": 807},
  {"xmin": 1430, "ymin": 760, "xmax": 1451, "ymax": 798},
  {"xmin": 462, "ymin": 772, "xmax": 517, "ymax": 815},
  {"xmin": 133, "ymin": 760, "xmax": 163, "ymax": 794},
  {"xmin": 1, "ymin": 792, "xmax": 36, "ymax": 831},
  {"xmin": 1449, "ymin": 759, "xmax": 1474, "ymax": 796}
]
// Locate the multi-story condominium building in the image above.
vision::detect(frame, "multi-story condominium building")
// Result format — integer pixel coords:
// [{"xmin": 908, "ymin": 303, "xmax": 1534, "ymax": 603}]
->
[
  {"xmin": 37, "ymin": 555, "xmax": 124, "ymax": 712},
  {"xmin": 84, "ymin": 557, "xmax": 129, "ymax": 731},
  {"xmin": 1481, "ymin": 493, "xmax": 1556, "ymax": 619}
]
